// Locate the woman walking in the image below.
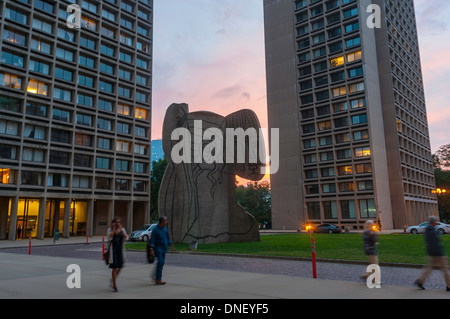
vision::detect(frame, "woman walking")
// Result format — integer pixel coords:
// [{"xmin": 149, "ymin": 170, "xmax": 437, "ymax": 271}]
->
[{"xmin": 107, "ymin": 217, "xmax": 128, "ymax": 292}]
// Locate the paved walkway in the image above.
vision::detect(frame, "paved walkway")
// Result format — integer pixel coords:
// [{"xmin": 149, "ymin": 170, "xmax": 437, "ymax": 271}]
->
[{"xmin": 0, "ymin": 252, "xmax": 448, "ymax": 299}]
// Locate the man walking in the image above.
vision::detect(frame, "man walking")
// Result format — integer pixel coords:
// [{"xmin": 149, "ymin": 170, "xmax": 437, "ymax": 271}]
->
[
  {"xmin": 149, "ymin": 216, "xmax": 174, "ymax": 285},
  {"xmin": 361, "ymin": 220, "xmax": 380, "ymax": 281},
  {"xmin": 414, "ymin": 216, "xmax": 450, "ymax": 292}
]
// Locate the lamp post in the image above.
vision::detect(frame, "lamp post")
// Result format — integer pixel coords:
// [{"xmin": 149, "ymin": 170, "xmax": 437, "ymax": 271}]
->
[{"xmin": 432, "ymin": 188, "xmax": 449, "ymax": 223}]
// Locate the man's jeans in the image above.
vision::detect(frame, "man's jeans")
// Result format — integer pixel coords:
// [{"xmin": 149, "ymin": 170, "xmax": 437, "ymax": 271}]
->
[
  {"xmin": 417, "ymin": 256, "xmax": 450, "ymax": 288},
  {"xmin": 155, "ymin": 251, "xmax": 166, "ymax": 281}
]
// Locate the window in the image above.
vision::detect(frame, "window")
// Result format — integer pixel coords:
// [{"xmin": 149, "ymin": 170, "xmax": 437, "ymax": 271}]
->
[
  {"xmin": 29, "ymin": 60, "xmax": 50, "ymax": 75},
  {"xmin": 312, "ymin": 33, "xmax": 325, "ymax": 44},
  {"xmin": 50, "ymin": 129, "xmax": 70, "ymax": 144},
  {"xmin": 0, "ymin": 144, "xmax": 17, "ymax": 160},
  {"xmin": 331, "ymin": 71, "xmax": 345, "ymax": 83},
  {"xmin": 136, "ymin": 91, "xmax": 147, "ymax": 103},
  {"xmin": 330, "ymin": 56, "xmax": 344, "ymax": 68},
  {"xmin": 49, "ymin": 150, "xmax": 69, "ymax": 165},
  {"xmin": 336, "ymin": 133, "xmax": 350, "ymax": 144},
  {"xmin": 353, "ymin": 130, "xmax": 369, "ymax": 141},
  {"xmin": 347, "ymin": 50, "xmax": 362, "ymax": 63},
  {"xmin": 53, "ymin": 88, "xmax": 71, "ymax": 101},
  {"xmin": 117, "ymin": 103, "xmax": 130, "ymax": 116},
  {"xmin": 0, "ymin": 73, "xmax": 22, "ymax": 90},
  {"xmin": 27, "ymin": 79, "xmax": 48, "ymax": 96},
  {"xmin": 119, "ymin": 69, "xmax": 132, "ymax": 81},
  {"xmin": 303, "ymin": 124, "xmax": 315, "ymax": 134},
  {"xmin": 338, "ymin": 166, "xmax": 353, "ymax": 176},
  {"xmin": 303, "ymin": 139, "xmax": 316, "ymax": 149},
  {"xmin": 79, "ymin": 55, "xmax": 95, "ymax": 68},
  {"xmin": 57, "ymin": 28, "xmax": 75, "ymax": 42},
  {"xmin": 31, "ymin": 38, "xmax": 51, "ymax": 54},
  {"xmin": 116, "ymin": 140, "xmax": 130, "ymax": 153},
  {"xmin": 118, "ymin": 86, "xmax": 131, "ymax": 99},
  {"xmin": 32, "ymin": 18, "xmax": 53, "ymax": 34},
  {"xmin": 72, "ymin": 176, "xmax": 90, "ymax": 189},
  {"xmin": 97, "ymin": 138, "xmax": 111, "ymax": 150},
  {"xmin": 81, "ymin": 0, "xmax": 97, "ymax": 14},
  {"xmin": 98, "ymin": 99, "xmax": 113, "ymax": 112},
  {"xmin": 332, "ymin": 86, "xmax": 346, "ymax": 97},
  {"xmin": 135, "ymin": 108, "xmax": 148, "ymax": 120},
  {"xmin": 134, "ymin": 162, "xmax": 146, "ymax": 174},
  {"xmin": 24, "ymin": 124, "xmax": 45, "ymax": 140},
  {"xmin": 333, "ymin": 102, "xmax": 348, "ymax": 113},
  {"xmin": 318, "ymin": 106, "xmax": 331, "ymax": 116},
  {"xmin": 81, "ymin": 17, "xmax": 97, "ymax": 32},
  {"xmin": 356, "ymin": 163, "xmax": 372, "ymax": 174},
  {"xmin": 349, "ymin": 82, "xmax": 364, "ymax": 93},
  {"xmin": 323, "ymin": 201, "xmax": 338, "ymax": 219},
  {"xmin": 96, "ymin": 178, "xmax": 110, "ymax": 190},
  {"xmin": 134, "ymin": 144, "xmax": 147, "ymax": 155},
  {"xmin": 120, "ymin": 18, "xmax": 133, "ymax": 29},
  {"xmin": 133, "ymin": 181, "xmax": 146, "ymax": 192},
  {"xmin": 100, "ymin": 44, "xmax": 115, "ymax": 57},
  {"xmin": 56, "ymin": 47, "xmax": 74, "ymax": 62},
  {"xmin": 55, "ymin": 67, "xmax": 73, "ymax": 82},
  {"xmin": 322, "ymin": 183, "xmax": 336, "ymax": 194},
  {"xmin": 121, "ymin": 1, "xmax": 134, "ymax": 13},
  {"xmin": 360, "ymin": 199, "xmax": 376, "ymax": 218},
  {"xmin": 351, "ymin": 98, "xmax": 366, "ymax": 109},
  {"xmin": 100, "ymin": 62, "xmax": 114, "ymax": 75},
  {"xmin": 75, "ymin": 133, "xmax": 91, "ymax": 147},
  {"xmin": 339, "ymin": 182, "xmax": 355, "ymax": 192},
  {"xmin": 1, "ymin": 51, "xmax": 24, "ymax": 68},
  {"xmin": 21, "ymin": 171, "xmax": 43, "ymax": 186},
  {"xmin": 116, "ymin": 160, "xmax": 129, "ymax": 172},
  {"xmin": 341, "ymin": 200, "xmax": 356, "ymax": 219},
  {"xmin": 117, "ymin": 122, "xmax": 130, "ymax": 134},
  {"xmin": 137, "ymin": 41, "xmax": 150, "ymax": 53},
  {"xmin": 0, "ymin": 120, "xmax": 19, "ymax": 136},
  {"xmin": 138, "ymin": 9, "xmax": 149, "ymax": 20},
  {"xmin": 328, "ymin": 42, "xmax": 343, "ymax": 54},
  {"xmin": 136, "ymin": 58, "xmax": 148, "ymax": 69},
  {"xmin": 321, "ymin": 167, "xmax": 334, "ymax": 177},
  {"xmin": 337, "ymin": 148, "xmax": 352, "ymax": 159},
  {"xmin": 0, "ymin": 169, "xmax": 16, "ymax": 185},
  {"xmin": 47, "ymin": 174, "xmax": 68, "ymax": 187},
  {"xmin": 306, "ymin": 185, "xmax": 319, "ymax": 195},
  {"xmin": 305, "ymin": 169, "xmax": 318, "ymax": 179},
  {"xmin": 355, "ymin": 147, "xmax": 371, "ymax": 158},
  {"xmin": 346, "ymin": 37, "xmax": 361, "ymax": 48},
  {"xmin": 74, "ymin": 154, "xmax": 91, "ymax": 168},
  {"xmin": 96, "ymin": 157, "xmax": 111, "ymax": 170},
  {"xmin": 349, "ymin": 66, "xmax": 363, "ymax": 78},
  {"xmin": 101, "ymin": 26, "xmax": 115, "ymax": 39},
  {"xmin": 77, "ymin": 94, "xmax": 93, "ymax": 107},
  {"xmin": 137, "ymin": 25, "xmax": 148, "ymax": 36},
  {"xmin": 52, "ymin": 108, "xmax": 70, "ymax": 122},
  {"xmin": 3, "ymin": 29, "xmax": 26, "ymax": 46},
  {"xmin": 358, "ymin": 181, "xmax": 374, "ymax": 192},
  {"xmin": 5, "ymin": 8, "xmax": 28, "ymax": 25},
  {"xmin": 80, "ymin": 36, "xmax": 96, "ymax": 50},
  {"xmin": 119, "ymin": 51, "xmax": 132, "ymax": 63},
  {"xmin": 115, "ymin": 179, "xmax": 129, "ymax": 191},
  {"xmin": 328, "ymin": 27, "xmax": 341, "ymax": 39},
  {"xmin": 304, "ymin": 154, "xmax": 317, "ymax": 164},
  {"xmin": 99, "ymin": 80, "xmax": 113, "ymax": 93},
  {"xmin": 352, "ymin": 114, "xmax": 368, "ymax": 125},
  {"xmin": 102, "ymin": 9, "xmax": 116, "ymax": 22},
  {"xmin": 334, "ymin": 117, "xmax": 349, "ymax": 128},
  {"xmin": 318, "ymin": 121, "xmax": 331, "ymax": 131},
  {"xmin": 345, "ymin": 21, "xmax": 359, "ymax": 33},
  {"xmin": 0, "ymin": 96, "xmax": 20, "ymax": 113},
  {"xmin": 78, "ymin": 74, "xmax": 94, "ymax": 87},
  {"xmin": 314, "ymin": 61, "xmax": 327, "ymax": 72},
  {"xmin": 25, "ymin": 104, "xmax": 47, "ymax": 118},
  {"xmin": 320, "ymin": 151, "xmax": 334, "ymax": 162},
  {"xmin": 120, "ymin": 33, "xmax": 133, "ymax": 46},
  {"xmin": 97, "ymin": 118, "xmax": 112, "ymax": 131},
  {"xmin": 343, "ymin": 7, "xmax": 358, "ymax": 19},
  {"xmin": 76, "ymin": 113, "xmax": 92, "ymax": 126},
  {"xmin": 307, "ymin": 202, "xmax": 321, "ymax": 219},
  {"xmin": 136, "ymin": 74, "xmax": 148, "ymax": 86},
  {"xmin": 34, "ymin": 0, "xmax": 54, "ymax": 14}
]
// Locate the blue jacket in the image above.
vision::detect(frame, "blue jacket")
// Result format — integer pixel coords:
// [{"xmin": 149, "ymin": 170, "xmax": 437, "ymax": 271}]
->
[
  {"xmin": 424, "ymin": 225, "xmax": 445, "ymax": 257},
  {"xmin": 149, "ymin": 225, "xmax": 172, "ymax": 254}
]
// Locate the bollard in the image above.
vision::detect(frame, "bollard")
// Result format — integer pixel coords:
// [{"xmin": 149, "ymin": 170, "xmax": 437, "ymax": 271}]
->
[
  {"xmin": 86, "ymin": 230, "xmax": 89, "ymax": 245},
  {"xmin": 28, "ymin": 236, "xmax": 31, "ymax": 255},
  {"xmin": 311, "ymin": 237, "xmax": 317, "ymax": 279},
  {"xmin": 102, "ymin": 236, "xmax": 105, "ymax": 260}
]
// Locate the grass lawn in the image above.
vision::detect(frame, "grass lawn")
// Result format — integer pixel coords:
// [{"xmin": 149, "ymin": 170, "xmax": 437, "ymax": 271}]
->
[{"xmin": 126, "ymin": 233, "xmax": 450, "ymax": 265}]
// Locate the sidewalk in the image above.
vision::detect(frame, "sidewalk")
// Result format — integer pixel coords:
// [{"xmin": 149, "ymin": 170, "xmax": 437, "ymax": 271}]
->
[
  {"xmin": 0, "ymin": 236, "xmax": 104, "ymax": 249},
  {"xmin": 0, "ymin": 252, "xmax": 448, "ymax": 299}
]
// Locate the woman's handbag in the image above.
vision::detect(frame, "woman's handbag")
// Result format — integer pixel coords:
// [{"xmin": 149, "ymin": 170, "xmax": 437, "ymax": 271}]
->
[
  {"xmin": 146, "ymin": 244, "xmax": 155, "ymax": 264},
  {"xmin": 104, "ymin": 249, "xmax": 110, "ymax": 266}
]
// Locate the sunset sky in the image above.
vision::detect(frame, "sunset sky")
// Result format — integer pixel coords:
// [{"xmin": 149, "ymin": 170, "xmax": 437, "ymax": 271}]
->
[{"xmin": 151, "ymin": 0, "xmax": 450, "ymax": 154}]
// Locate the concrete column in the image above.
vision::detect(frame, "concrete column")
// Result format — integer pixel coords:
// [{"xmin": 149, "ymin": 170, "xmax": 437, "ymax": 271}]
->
[
  {"xmin": 87, "ymin": 199, "xmax": 94, "ymax": 238},
  {"xmin": 0, "ymin": 197, "xmax": 9, "ymax": 240},
  {"xmin": 107, "ymin": 200, "xmax": 114, "ymax": 227},
  {"xmin": 63, "ymin": 198, "xmax": 71, "ymax": 238},
  {"xmin": 144, "ymin": 201, "xmax": 150, "ymax": 224},
  {"xmin": 8, "ymin": 196, "xmax": 19, "ymax": 241},
  {"xmin": 126, "ymin": 201, "xmax": 133, "ymax": 233},
  {"xmin": 37, "ymin": 197, "xmax": 46, "ymax": 240}
]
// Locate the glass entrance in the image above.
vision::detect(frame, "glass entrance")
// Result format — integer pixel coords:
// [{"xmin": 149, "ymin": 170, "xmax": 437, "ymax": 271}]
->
[
  {"xmin": 44, "ymin": 200, "xmax": 65, "ymax": 238},
  {"xmin": 70, "ymin": 201, "xmax": 87, "ymax": 236},
  {"xmin": 16, "ymin": 199, "xmax": 39, "ymax": 239}
]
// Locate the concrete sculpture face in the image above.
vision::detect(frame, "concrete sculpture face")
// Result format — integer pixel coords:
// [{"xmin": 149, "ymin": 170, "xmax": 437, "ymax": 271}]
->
[{"xmin": 159, "ymin": 103, "xmax": 265, "ymax": 244}]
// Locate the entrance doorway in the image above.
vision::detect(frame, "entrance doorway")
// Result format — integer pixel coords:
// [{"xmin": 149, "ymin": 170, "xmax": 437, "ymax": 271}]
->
[
  {"xmin": 16, "ymin": 199, "xmax": 39, "ymax": 239},
  {"xmin": 45, "ymin": 200, "xmax": 64, "ymax": 238}
]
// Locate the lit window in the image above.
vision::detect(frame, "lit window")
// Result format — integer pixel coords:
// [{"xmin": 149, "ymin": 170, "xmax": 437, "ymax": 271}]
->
[
  {"xmin": 330, "ymin": 56, "xmax": 344, "ymax": 68},
  {"xmin": 355, "ymin": 147, "xmax": 371, "ymax": 158},
  {"xmin": 347, "ymin": 50, "xmax": 362, "ymax": 63},
  {"xmin": 135, "ymin": 108, "xmax": 148, "ymax": 120},
  {"xmin": 27, "ymin": 79, "xmax": 48, "ymax": 96}
]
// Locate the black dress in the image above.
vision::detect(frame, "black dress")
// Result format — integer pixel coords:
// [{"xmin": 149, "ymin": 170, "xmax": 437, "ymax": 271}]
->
[{"xmin": 109, "ymin": 231, "xmax": 124, "ymax": 269}]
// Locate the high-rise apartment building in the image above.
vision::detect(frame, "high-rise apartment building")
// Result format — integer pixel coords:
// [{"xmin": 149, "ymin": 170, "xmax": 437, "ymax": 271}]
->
[
  {"xmin": 0, "ymin": 0, "xmax": 153, "ymax": 240},
  {"xmin": 264, "ymin": 0, "xmax": 438, "ymax": 230}
]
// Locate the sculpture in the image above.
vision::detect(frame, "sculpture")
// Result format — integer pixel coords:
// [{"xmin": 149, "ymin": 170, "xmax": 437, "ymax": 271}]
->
[{"xmin": 159, "ymin": 103, "xmax": 265, "ymax": 244}]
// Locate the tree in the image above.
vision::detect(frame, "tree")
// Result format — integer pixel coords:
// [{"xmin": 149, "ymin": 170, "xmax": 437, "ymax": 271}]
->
[
  {"xmin": 150, "ymin": 159, "xmax": 167, "ymax": 222},
  {"xmin": 236, "ymin": 181, "xmax": 272, "ymax": 227},
  {"xmin": 434, "ymin": 144, "xmax": 450, "ymax": 169},
  {"xmin": 433, "ymin": 144, "xmax": 450, "ymax": 221}
]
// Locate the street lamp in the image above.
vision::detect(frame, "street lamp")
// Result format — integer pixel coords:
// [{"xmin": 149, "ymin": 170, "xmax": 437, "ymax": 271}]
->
[{"xmin": 432, "ymin": 188, "xmax": 448, "ymax": 195}]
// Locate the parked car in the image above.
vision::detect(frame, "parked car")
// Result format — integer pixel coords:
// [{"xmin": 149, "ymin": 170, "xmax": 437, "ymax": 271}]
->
[
  {"xmin": 407, "ymin": 222, "xmax": 450, "ymax": 235},
  {"xmin": 311, "ymin": 223, "xmax": 342, "ymax": 234},
  {"xmin": 129, "ymin": 224, "xmax": 157, "ymax": 242}
]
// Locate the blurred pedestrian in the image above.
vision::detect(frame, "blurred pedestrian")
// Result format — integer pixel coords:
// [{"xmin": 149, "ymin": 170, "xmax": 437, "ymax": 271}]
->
[
  {"xmin": 414, "ymin": 216, "xmax": 450, "ymax": 292},
  {"xmin": 107, "ymin": 217, "xmax": 128, "ymax": 292},
  {"xmin": 149, "ymin": 216, "xmax": 174, "ymax": 285},
  {"xmin": 361, "ymin": 220, "xmax": 379, "ymax": 281}
]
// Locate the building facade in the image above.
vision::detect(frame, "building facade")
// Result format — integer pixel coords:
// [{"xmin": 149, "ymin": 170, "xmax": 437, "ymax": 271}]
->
[
  {"xmin": 0, "ymin": 0, "xmax": 153, "ymax": 240},
  {"xmin": 264, "ymin": 0, "xmax": 438, "ymax": 230}
]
